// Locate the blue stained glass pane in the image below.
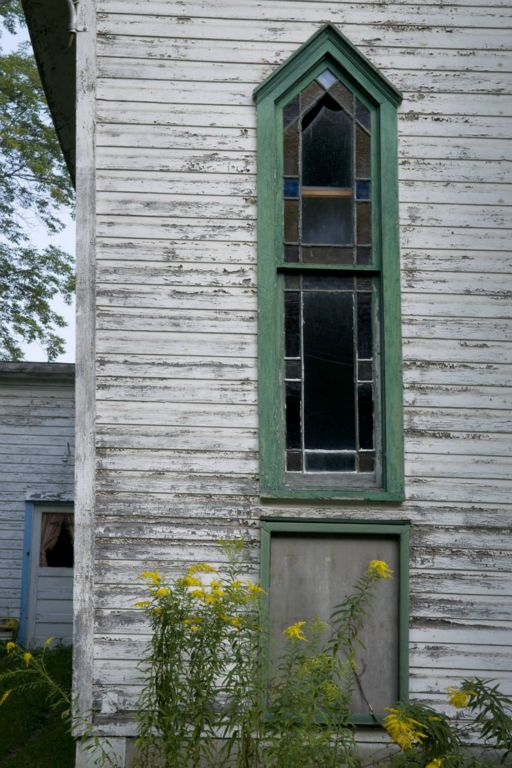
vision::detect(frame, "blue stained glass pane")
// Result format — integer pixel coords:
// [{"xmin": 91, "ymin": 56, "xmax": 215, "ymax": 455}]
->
[
  {"xmin": 317, "ymin": 69, "xmax": 338, "ymax": 90},
  {"xmin": 356, "ymin": 180, "xmax": 371, "ymax": 200},
  {"xmin": 284, "ymin": 178, "xmax": 299, "ymax": 198}
]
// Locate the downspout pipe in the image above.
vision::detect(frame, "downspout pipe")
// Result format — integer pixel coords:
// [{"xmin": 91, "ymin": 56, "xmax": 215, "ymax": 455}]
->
[{"xmin": 66, "ymin": 0, "xmax": 79, "ymax": 44}]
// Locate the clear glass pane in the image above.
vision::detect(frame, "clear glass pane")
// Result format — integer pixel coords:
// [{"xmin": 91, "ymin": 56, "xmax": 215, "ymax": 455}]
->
[
  {"xmin": 303, "ymin": 290, "xmax": 356, "ymax": 450},
  {"xmin": 305, "ymin": 452, "xmax": 356, "ymax": 472},
  {"xmin": 302, "ymin": 98, "xmax": 353, "ymax": 188},
  {"xmin": 302, "ymin": 197, "xmax": 353, "ymax": 245}
]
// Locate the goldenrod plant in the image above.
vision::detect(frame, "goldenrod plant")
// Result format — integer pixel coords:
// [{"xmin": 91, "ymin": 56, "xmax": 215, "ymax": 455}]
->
[
  {"xmin": 135, "ymin": 548, "xmax": 394, "ymax": 768},
  {"xmin": 0, "ymin": 639, "xmax": 120, "ymax": 767},
  {"xmin": 384, "ymin": 681, "xmax": 512, "ymax": 768}
]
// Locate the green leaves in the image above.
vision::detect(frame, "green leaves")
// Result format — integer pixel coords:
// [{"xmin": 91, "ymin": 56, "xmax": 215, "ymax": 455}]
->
[{"xmin": 0, "ymin": 2, "xmax": 74, "ymax": 360}]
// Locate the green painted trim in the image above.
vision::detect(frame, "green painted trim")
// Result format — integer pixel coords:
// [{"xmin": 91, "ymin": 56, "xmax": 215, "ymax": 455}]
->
[
  {"xmin": 259, "ymin": 520, "xmax": 410, "ymax": 722},
  {"xmin": 256, "ymin": 25, "xmax": 404, "ymax": 502},
  {"xmin": 253, "ymin": 24, "xmax": 402, "ymax": 106},
  {"xmin": 398, "ymin": 525, "xmax": 410, "ymax": 703},
  {"xmin": 278, "ymin": 263, "xmax": 379, "ymax": 273}
]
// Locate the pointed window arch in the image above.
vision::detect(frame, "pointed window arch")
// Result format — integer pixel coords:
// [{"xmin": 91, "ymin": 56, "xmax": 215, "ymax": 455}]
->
[{"xmin": 254, "ymin": 25, "xmax": 404, "ymax": 500}]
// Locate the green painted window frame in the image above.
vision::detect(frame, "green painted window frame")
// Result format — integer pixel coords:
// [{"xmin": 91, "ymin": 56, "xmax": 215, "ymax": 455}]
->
[
  {"xmin": 254, "ymin": 25, "xmax": 404, "ymax": 501},
  {"xmin": 260, "ymin": 518, "xmax": 410, "ymax": 725}
]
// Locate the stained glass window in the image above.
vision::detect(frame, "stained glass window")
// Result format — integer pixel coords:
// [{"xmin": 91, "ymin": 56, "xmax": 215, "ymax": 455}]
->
[
  {"xmin": 283, "ymin": 69, "xmax": 373, "ymax": 266},
  {"xmin": 282, "ymin": 69, "xmax": 378, "ymax": 481}
]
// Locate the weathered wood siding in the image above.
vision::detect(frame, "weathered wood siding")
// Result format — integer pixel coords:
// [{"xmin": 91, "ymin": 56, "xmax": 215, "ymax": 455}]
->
[
  {"xmin": 85, "ymin": 0, "xmax": 512, "ymax": 746},
  {"xmin": 0, "ymin": 365, "xmax": 75, "ymax": 620}
]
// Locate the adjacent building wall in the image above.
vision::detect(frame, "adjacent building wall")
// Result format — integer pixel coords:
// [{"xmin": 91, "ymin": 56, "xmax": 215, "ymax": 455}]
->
[
  {"xmin": 78, "ymin": 0, "xmax": 512, "ymax": 754},
  {"xmin": 0, "ymin": 363, "xmax": 75, "ymax": 620}
]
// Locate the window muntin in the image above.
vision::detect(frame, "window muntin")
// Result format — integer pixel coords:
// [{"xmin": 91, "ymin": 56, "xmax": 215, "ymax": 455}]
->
[{"xmin": 281, "ymin": 70, "xmax": 380, "ymax": 485}]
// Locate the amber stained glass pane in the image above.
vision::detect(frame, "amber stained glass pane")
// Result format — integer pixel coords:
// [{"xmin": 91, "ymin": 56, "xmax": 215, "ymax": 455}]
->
[
  {"xmin": 356, "ymin": 99, "xmax": 371, "ymax": 130},
  {"xmin": 284, "ymin": 199, "xmax": 299, "ymax": 242},
  {"xmin": 357, "ymin": 292, "xmax": 372, "ymax": 359},
  {"xmin": 329, "ymin": 81, "xmax": 353, "ymax": 113},
  {"xmin": 359, "ymin": 452, "xmax": 375, "ymax": 472},
  {"xmin": 301, "ymin": 246, "xmax": 353, "ymax": 264},
  {"xmin": 300, "ymin": 80, "xmax": 324, "ymax": 114},
  {"xmin": 283, "ymin": 96, "xmax": 299, "ymax": 128},
  {"xmin": 356, "ymin": 125, "xmax": 371, "ymax": 178},
  {"xmin": 356, "ymin": 246, "xmax": 372, "ymax": 265},
  {"xmin": 283, "ymin": 125, "xmax": 299, "ymax": 176},
  {"xmin": 286, "ymin": 381, "xmax": 301, "ymax": 449},
  {"xmin": 284, "ymin": 245, "xmax": 300, "ymax": 263},
  {"xmin": 357, "ymin": 202, "xmax": 371, "ymax": 244},
  {"xmin": 286, "ymin": 450, "xmax": 303, "ymax": 471}
]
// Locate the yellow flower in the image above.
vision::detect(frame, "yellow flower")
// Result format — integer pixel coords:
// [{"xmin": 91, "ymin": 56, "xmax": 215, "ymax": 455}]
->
[
  {"xmin": 0, "ymin": 690, "xmax": 12, "ymax": 706},
  {"xmin": 23, "ymin": 652, "xmax": 32, "ymax": 667},
  {"xmin": 44, "ymin": 637, "xmax": 55, "ymax": 648},
  {"xmin": 155, "ymin": 587, "xmax": 171, "ymax": 597},
  {"xmin": 204, "ymin": 594, "xmax": 218, "ymax": 605},
  {"xmin": 211, "ymin": 588, "xmax": 224, "ymax": 597},
  {"xmin": 191, "ymin": 588, "xmax": 206, "ymax": 600},
  {"xmin": 231, "ymin": 580, "xmax": 245, "ymax": 589},
  {"xmin": 448, "ymin": 687, "xmax": 470, "ymax": 709},
  {"xmin": 133, "ymin": 600, "xmax": 152, "ymax": 609},
  {"xmin": 139, "ymin": 570, "xmax": 161, "ymax": 585},
  {"xmin": 210, "ymin": 580, "xmax": 221, "ymax": 588},
  {"xmin": 181, "ymin": 576, "xmax": 203, "ymax": 588},
  {"xmin": 152, "ymin": 607, "xmax": 163, "ymax": 616},
  {"xmin": 248, "ymin": 583, "xmax": 265, "ymax": 594},
  {"xmin": 5, "ymin": 642, "xmax": 16, "ymax": 654},
  {"xmin": 186, "ymin": 563, "xmax": 217, "ymax": 575},
  {"xmin": 368, "ymin": 560, "xmax": 393, "ymax": 579},
  {"xmin": 426, "ymin": 760, "xmax": 442, "ymax": 768},
  {"xmin": 284, "ymin": 621, "xmax": 307, "ymax": 641},
  {"xmin": 190, "ymin": 625, "xmax": 200, "ymax": 633},
  {"xmin": 229, "ymin": 617, "xmax": 242, "ymax": 628},
  {"xmin": 384, "ymin": 708, "xmax": 427, "ymax": 750}
]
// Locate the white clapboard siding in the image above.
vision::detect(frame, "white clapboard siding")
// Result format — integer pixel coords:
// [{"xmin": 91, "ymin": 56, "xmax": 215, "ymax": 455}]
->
[
  {"xmin": 87, "ymin": 0, "xmax": 512, "ymax": 751},
  {"xmin": 0, "ymin": 370, "xmax": 75, "ymax": 620}
]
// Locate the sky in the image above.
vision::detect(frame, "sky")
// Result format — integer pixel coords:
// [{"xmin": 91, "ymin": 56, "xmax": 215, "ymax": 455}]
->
[{"xmin": 4, "ymin": 21, "xmax": 76, "ymax": 363}]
